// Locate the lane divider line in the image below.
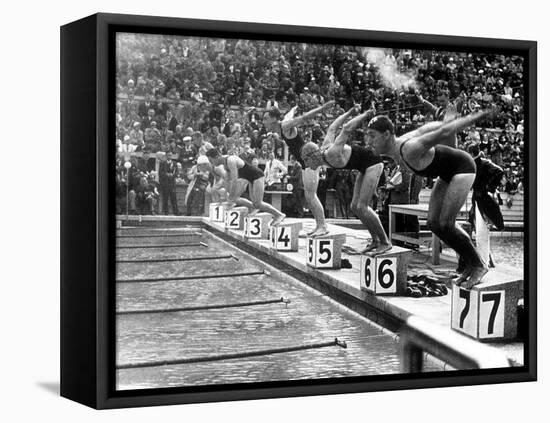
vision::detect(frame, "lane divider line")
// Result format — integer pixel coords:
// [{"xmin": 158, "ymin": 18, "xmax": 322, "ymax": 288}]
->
[
  {"xmin": 116, "ymin": 270, "xmax": 265, "ymax": 283},
  {"xmin": 116, "ymin": 232, "xmax": 202, "ymax": 238},
  {"xmin": 117, "ymin": 297, "xmax": 291, "ymax": 315},
  {"xmin": 116, "ymin": 255, "xmax": 234, "ymax": 264},
  {"xmin": 116, "ymin": 243, "xmax": 207, "ymax": 249},
  {"xmin": 117, "ymin": 338, "xmax": 347, "ymax": 370}
]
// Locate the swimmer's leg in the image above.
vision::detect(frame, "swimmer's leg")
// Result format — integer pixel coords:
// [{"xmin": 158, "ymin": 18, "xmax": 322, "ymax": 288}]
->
[
  {"xmin": 429, "ymin": 175, "xmax": 487, "ymax": 288},
  {"xmin": 249, "ymin": 177, "xmax": 285, "ymax": 225},
  {"xmin": 303, "ymin": 167, "xmax": 328, "ymax": 236},
  {"xmin": 352, "ymin": 165, "xmax": 391, "ymax": 255}
]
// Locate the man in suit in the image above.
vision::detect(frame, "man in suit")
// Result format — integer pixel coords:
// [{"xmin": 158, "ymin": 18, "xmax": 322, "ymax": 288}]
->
[
  {"xmin": 138, "ymin": 94, "xmax": 155, "ymax": 118},
  {"xmin": 466, "ymin": 143, "xmax": 505, "ymax": 268},
  {"xmin": 158, "ymin": 154, "xmax": 179, "ymax": 215}
]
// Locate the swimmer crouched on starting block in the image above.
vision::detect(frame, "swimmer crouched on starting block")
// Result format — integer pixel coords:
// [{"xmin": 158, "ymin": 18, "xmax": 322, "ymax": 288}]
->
[
  {"xmin": 205, "ymin": 149, "xmax": 286, "ymax": 226},
  {"xmin": 365, "ymin": 109, "xmax": 496, "ymax": 288},
  {"xmin": 300, "ymin": 105, "xmax": 392, "ymax": 255}
]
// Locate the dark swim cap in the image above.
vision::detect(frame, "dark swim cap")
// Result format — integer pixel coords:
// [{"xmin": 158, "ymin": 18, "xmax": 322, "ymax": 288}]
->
[{"xmin": 367, "ymin": 115, "xmax": 395, "ymax": 134}]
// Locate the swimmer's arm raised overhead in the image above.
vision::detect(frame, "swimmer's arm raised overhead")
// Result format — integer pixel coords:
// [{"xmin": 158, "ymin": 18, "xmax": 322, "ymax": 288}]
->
[
  {"xmin": 281, "ymin": 100, "xmax": 335, "ymax": 133},
  {"xmin": 414, "ymin": 110, "xmax": 492, "ymax": 150}
]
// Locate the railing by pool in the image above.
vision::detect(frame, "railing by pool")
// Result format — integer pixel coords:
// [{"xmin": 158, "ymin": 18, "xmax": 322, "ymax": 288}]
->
[{"xmin": 400, "ymin": 316, "xmax": 512, "ymax": 372}]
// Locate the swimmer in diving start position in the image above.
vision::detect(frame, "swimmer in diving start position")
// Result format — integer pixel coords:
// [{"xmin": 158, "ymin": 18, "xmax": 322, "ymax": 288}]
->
[
  {"xmin": 301, "ymin": 105, "xmax": 391, "ymax": 255},
  {"xmin": 205, "ymin": 149, "xmax": 286, "ymax": 226},
  {"xmin": 365, "ymin": 109, "xmax": 496, "ymax": 288}
]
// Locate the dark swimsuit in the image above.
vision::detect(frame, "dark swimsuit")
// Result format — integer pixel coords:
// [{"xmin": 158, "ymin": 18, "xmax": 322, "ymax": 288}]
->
[
  {"xmin": 237, "ymin": 161, "xmax": 264, "ymax": 184},
  {"xmin": 322, "ymin": 145, "xmax": 381, "ymax": 173},
  {"xmin": 399, "ymin": 141, "xmax": 476, "ymax": 183},
  {"xmin": 281, "ymin": 127, "xmax": 306, "ymax": 168}
]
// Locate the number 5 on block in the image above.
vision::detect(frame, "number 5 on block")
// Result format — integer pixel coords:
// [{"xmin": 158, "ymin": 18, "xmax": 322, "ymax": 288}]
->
[{"xmin": 306, "ymin": 234, "xmax": 346, "ymax": 269}]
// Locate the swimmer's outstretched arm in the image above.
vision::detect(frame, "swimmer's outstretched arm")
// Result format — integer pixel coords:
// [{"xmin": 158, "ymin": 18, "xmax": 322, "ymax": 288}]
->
[
  {"xmin": 332, "ymin": 109, "xmax": 373, "ymax": 147},
  {"xmin": 416, "ymin": 110, "xmax": 491, "ymax": 150},
  {"xmin": 403, "ymin": 121, "xmax": 444, "ymax": 139},
  {"xmin": 321, "ymin": 106, "xmax": 357, "ymax": 148},
  {"xmin": 282, "ymin": 100, "xmax": 335, "ymax": 131}
]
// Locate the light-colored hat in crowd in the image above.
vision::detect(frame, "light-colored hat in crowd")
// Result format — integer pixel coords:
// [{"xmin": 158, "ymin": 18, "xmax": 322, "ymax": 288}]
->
[{"xmin": 196, "ymin": 155, "xmax": 210, "ymax": 165}]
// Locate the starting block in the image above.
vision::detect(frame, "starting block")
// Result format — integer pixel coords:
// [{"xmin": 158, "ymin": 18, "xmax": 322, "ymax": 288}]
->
[
  {"xmin": 270, "ymin": 222, "xmax": 302, "ymax": 251},
  {"xmin": 451, "ymin": 272, "xmax": 522, "ymax": 341},
  {"xmin": 244, "ymin": 213, "xmax": 272, "ymax": 239},
  {"xmin": 306, "ymin": 233, "xmax": 347, "ymax": 269},
  {"xmin": 360, "ymin": 246, "xmax": 411, "ymax": 295},
  {"xmin": 224, "ymin": 207, "xmax": 248, "ymax": 231},
  {"xmin": 209, "ymin": 202, "xmax": 231, "ymax": 223}
]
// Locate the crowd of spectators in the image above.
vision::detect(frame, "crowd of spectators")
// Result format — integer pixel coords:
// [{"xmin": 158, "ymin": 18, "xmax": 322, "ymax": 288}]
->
[{"xmin": 115, "ymin": 33, "xmax": 526, "ymax": 215}]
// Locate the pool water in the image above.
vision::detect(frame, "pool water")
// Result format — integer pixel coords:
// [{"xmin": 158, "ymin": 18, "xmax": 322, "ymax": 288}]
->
[{"xmin": 115, "ymin": 226, "xmax": 439, "ymax": 390}]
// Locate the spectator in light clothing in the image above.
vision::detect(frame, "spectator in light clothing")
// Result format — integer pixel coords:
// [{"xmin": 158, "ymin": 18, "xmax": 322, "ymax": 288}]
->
[
  {"xmin": 264, "ymin": 151, "xmax": 287, "ymax": 186},
  {"xmin": 129, "ymin": 121, "xmax": 144, "ymax": 150}
]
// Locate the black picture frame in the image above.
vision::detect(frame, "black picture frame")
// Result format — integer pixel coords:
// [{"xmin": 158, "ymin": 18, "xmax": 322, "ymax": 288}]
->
[{"xmin": 61, "ymin": 12, "xmax": 537, "ymax": 409}]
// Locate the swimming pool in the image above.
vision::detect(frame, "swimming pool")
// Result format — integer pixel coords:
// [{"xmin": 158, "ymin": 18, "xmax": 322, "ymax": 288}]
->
[{"xmin": 115, "ymin": 225, "xmax": 442, "ymax": 390}]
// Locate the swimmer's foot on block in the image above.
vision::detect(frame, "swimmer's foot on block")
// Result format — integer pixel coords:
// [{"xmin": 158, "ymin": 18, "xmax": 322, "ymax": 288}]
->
[
  {"xmin": 452, "ymin": 266, "xmax": 472, "ymax": 286},
  {"xmin": 271, "ymin": 214, "xmax": 286, "ymax": 227},
  {"xmin": 369, "ymin": 242, "xmax": 393, "ymax": 257},
  {"xmin": 309, "ymin": 226, "xmax": 330, "ymax": 238},
  {"xmin": 460, "ymin": 265, "xmax": 489, "ymax": 289},
  {"xmin": 360, "ymin": 243, "xmax": 378, "ymax": 254}
]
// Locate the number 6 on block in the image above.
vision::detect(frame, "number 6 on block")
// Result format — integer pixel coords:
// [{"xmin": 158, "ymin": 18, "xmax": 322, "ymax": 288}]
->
[{"xmin": 360, "ymin": 255, "xmax": 397, "ymax": 294}]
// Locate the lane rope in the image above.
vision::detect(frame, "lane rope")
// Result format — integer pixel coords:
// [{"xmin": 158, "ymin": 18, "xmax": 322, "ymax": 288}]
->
[
  {"xmin": 117, "ymin": 297, "xmax": 291, "ymax": 315},
  {"xmin": 116, "ymin": 242, "xmax": 207, "ymax": 249},
  {"xmin": 116, "ymin": 232, "xmax": 202, "ymax": 238},
  {"xmin": 117, "ymin": 338, "xmax": 347, "ymax": 370},
  {"xmin": 116, "ymin": 254, "xmax": 237, "ymax": 264},
  {"xmin": 116, "ymin": 270, "xmax": 265, "ymax": 283}
]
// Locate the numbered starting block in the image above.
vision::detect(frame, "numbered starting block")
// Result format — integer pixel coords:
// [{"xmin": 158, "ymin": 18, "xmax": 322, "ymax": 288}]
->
[
  {"xmin": 244, "ymin": 213, "xmax": 272, "ymax": 239},
  {"xmin": 451, "ymin": 272, "xmax": 522, "ymax": 341},
  {"xmin": 224, "ymin": 207, "xmax": 248, "ymax": 231},
  {"xmin": 270, "ymin": 222, "xmax": 302, "ymax": 251},
  {"xmin": 306, "ymin": 233, "xmax": 347, "ymax": 269},
  {"xmin": 209, "ymin": 202, "xmax": 231, "ymax": 223},
  {"xmin": 360, "ymin": 246, "xmax": 411, "ymax": 295}
]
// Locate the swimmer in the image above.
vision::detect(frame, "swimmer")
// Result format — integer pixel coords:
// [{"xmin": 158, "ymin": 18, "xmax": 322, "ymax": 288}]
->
[
  {"xmin": 301, "ymin": 106, "xmax": 391, "ymax": 255},
  {"xmin": 366, "ymin": 109, "xmax": 496, "ymax": 287},
  {"xmin": 205, "ymin": 149, "xmax": 286, "ymax": 226},
  {"xmin": 262, "ymin": 100, "xmax": 335, "ymax": 236}
]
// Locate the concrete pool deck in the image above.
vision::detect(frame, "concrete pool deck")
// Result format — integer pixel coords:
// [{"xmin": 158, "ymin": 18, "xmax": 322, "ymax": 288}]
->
[{"xmin": 117, "ymin": 214, "xmax": 525, "ymax": 366}]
